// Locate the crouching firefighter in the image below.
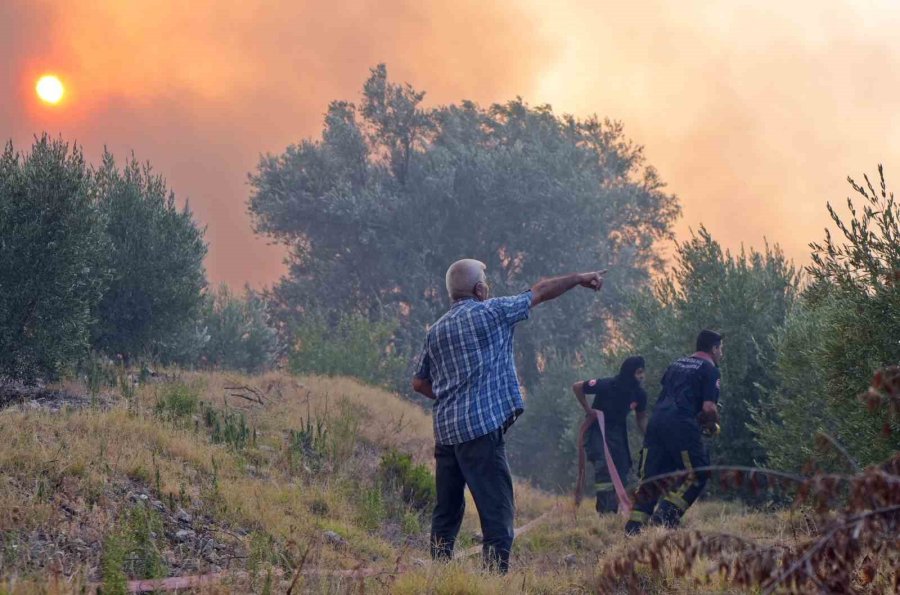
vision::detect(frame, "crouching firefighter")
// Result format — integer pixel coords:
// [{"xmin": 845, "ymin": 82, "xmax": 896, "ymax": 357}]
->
[
  {"xmin": 625, "ymin": 330, "xmax": 723, "ymax": 536},
  {"xmin": 573, "ymin": 356, "xmax": 648, "ymax": 515}
]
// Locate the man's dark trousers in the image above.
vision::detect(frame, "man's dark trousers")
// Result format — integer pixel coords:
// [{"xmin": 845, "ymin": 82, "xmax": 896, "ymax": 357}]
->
[{"xmin": 431, "ymin": 427, "xmax": 514, "ymax": 573}]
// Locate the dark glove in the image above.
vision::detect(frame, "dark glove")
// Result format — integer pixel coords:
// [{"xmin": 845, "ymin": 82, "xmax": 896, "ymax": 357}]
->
[{"xmin": 697, "ymin": 409, "xmax": 721, "ymax": 437}]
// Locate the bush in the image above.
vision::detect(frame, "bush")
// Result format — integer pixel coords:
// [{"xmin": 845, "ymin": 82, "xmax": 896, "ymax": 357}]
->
[
  {"xmin": 287, "ymin": 400, "xmax": 360, "ymax": 474},
  {"xmin": 379, "ymin": 449, "xmax": 436, "ymax": 512},
  {"xmin": 154, "ymin": 382, "xmax": 200, "ymax": 422},
  {"xmin": 80, "ymin": 351, "xmax": 119, "ymax": 397},
  {"xmin": 507, "ymin": 350, "xmax": 587, "ymax": 490},
  {"xmin": 200, "ymin": 285, "xmax": 279, "ymax": 373},
  {"xmin": 100, "ymin": 533, "xmax": 129, "ymax": 595},
  {"xmin": 102, "ymin": 503, "xmax": 167, "ymax": 588},
  {"xmin": 160, "ymin": 285, "xmax": 280, "ymax": 373},
  {"xmin": 288, "ymin": 410, "xmax": 329, "ymax": 473},
  {"xmin": 289, "ymin": 311, "xmax": 404, "ymax": 389},
  {"xmin": 201, "ymin": 402, "xmax": 255, "ymax": 449},
  {"xmin": 357, "ymin": 486, "xmax": 386, "ymax": 532}
]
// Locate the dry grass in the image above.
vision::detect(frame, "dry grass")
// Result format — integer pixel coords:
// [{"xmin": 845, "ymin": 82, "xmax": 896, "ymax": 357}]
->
[
  {"xmin": 0, "ymin": 370, "xmax": 848, "ymax": 594},
  {"xmin": 176, "ymin": 371, "xmax": 435, "ymax": 463},
  {"xmin": 0, "ymin": 372, "xmax": 433, "ymax": 589}
]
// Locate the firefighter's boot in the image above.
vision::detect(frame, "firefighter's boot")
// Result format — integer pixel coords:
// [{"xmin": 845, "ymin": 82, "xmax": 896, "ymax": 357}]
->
[
  {"xmin": 595, "ymin": 487, "xmax": 618, "ymax": 515},
  {"xmin": 650, "ymin": 499, "xmax": 682, "ymax": 529}
]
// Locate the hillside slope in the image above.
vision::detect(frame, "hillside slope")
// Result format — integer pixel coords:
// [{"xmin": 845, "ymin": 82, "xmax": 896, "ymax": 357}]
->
[{"xmin": 0, "ymin": 371, "xmax": 861, "ymax": 594}]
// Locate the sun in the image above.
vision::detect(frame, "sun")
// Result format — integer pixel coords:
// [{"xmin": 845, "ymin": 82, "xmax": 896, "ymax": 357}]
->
[{"xmin": 36, "ymin": 74, "xmax": 65, "ymax": 105}]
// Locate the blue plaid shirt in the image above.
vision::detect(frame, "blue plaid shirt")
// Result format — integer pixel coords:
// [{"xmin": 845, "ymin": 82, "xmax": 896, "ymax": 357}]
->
[{"xmin": 415, "ymin": 291, "xmax": 532, "ymax": 445}]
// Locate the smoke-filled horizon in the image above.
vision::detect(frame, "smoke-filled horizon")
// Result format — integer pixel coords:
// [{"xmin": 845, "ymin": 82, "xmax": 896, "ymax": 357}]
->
[{"xmin": 3, "ymin": 0, "xmax": 898, "ymax": 288}]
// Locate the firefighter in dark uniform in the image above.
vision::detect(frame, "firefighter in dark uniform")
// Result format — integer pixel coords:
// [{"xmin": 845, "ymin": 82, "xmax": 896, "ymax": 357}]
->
[
  {"xmin": 625, "ymin": 330, "xmax": 723, "ymax": 535},
  {"xmin": 573, "ymin": 356, "xmax": 649, "ymax": 514}
]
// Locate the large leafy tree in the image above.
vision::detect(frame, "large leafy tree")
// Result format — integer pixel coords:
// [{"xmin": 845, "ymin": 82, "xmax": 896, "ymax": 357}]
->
[
  {"xmin": 92, "ymin": 152, "xmax": 207, "ymax": 361},
  {"xmin": 249, "ymin": 64, "xmax": 679, "ymax": 484},
  {"xmin": 752, "ymin": 166, "xmax": 900, "ymax": 471},
  {"xmin": 0, "ymin": 136, "xmax": 109, "ymax": 381},
  {"xmin": 618, "ymin": 227, "xmax": 799, "ymax": 470},
  {"xmin": 249, "ymin": 65, "xmax": 678, "ymax": 383}
]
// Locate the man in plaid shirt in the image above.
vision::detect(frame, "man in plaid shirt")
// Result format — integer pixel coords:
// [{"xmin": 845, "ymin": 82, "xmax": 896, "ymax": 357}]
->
[{"xmin": 413, "ymin": 258, "xmax": 606, "ymax": 572}]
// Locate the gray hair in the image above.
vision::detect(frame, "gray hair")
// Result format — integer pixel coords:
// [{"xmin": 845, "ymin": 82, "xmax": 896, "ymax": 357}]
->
[{"xmin": 446, "ymin": 259, "xmax": 486, "ymax": 301}]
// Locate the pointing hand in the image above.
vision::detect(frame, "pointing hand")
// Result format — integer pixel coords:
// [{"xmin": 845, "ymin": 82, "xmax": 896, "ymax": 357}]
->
[{"xmin": 579, "ymin": 270, "xmax": 607, "ymax": 291}]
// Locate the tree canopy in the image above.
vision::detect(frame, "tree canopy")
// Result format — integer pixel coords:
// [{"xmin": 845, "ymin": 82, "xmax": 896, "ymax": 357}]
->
[
  {"xmin": 92, "ymin": 152, "xmax": 208, "ymax": 361},
  {"xmin": 248, "ymin": 66, "xmax": 683, "ymax": 485},
  {"xmin": 752, "ymin": 166, "xmax": 900, "ymax": 471},
  {"xmin": 0, "ymin": 137, "xmax": 210, "ymax": 380},
  {"xmin": 0, "ymin": 136, "xmax": 108, "ymax": 381},
  {"xmin": 249, "ymin": 65, "xmax": 680, "ymax": 394}
]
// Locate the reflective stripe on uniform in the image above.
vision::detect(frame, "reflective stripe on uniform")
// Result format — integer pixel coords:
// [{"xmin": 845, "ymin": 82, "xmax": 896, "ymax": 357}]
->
[
  {"xmin": 666, "ymin": 450, "xmax": 696, "ymax": 503},
  {"xmin": 663, "ymin": 493, "xmax": 689, "ymax": 511},
  {"xmin": 594, "ymin": 482, "xmax": 613, "ymax": 491},
  {"xmin": 629, "ymin": 510, "xmax": 650, "ymax": 524}
]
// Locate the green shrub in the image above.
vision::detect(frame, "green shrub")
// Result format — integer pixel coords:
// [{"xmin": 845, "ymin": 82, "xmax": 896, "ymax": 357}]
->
[
  {"xmin": 288, "ymin": 311, "xmax": 404, "ymax": 389},
  {"xmin": 286, "ymin": 400, "xmax": 361, "ymax": 476},
  {"xmin": 122, "ymin": 504, "xmax": 167, "ymax": 580},
  {"xmin": 288, "ymin": 410, "xmax": 328, "ymax": 474},
  {"xmin": 81, "ymin": 351, "xmax": 118, "ymax": 397},
  {"xmin": 357, "ymin": 486, "xmax": 386, "ymax": 532},
  {"xmin": 154, "ymin": 382, "xmax": 200, "ymax": 421},
  {"xmin": 100, "ymin": 534, "xmax": 128, "ymax": 595},
  {"xmin": 102, "ymin": 502, "xmax": 167, "ymax": 590},
  {"xmin": 507, "ymin": 350, "xmax": 587, "ymax": 491},
  {"xmin": 325, "ymin": 401, "xmax": 360, "ymax": 470},
  {"xmin": 400, "ymin": 509, "xmax": 422, "ymax": 535},
  {"xmin": 379, "ymin": 450, "xmax": 436, "ymax": 512},
  {"xmin": 246, "ymin": 532, "xmax": 279, "ymax": 588},
  {"xmin": 200, "ymin": 402, "xmax": 255, "ymax": 449},
  {"xmin": 200, "ymin": 285, "xmax": 279, "ymax": 373},
  {"xmin": 309, "ymin": 498, "xmax": 330, "ymax": 517},
  {"xmin": 166, "ymin": 285, "xmax": 280, "ymax": 373}
]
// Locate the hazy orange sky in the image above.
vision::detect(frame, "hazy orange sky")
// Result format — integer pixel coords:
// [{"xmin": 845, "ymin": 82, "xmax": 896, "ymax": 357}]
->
[{"xmin": 3, "ymin": 0, "xmax": 897, "ymax": 287}]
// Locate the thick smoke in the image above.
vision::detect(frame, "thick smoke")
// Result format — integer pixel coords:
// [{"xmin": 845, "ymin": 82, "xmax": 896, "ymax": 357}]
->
[
  {"xmin": 528, "ymin": 0, "xmax": 900, "ymax": 261},
  {"xmin": 3, "ymin": 0, "xmax": 900, "ymax": 284},
  {"xmin": 1, "ymin": 0, "xmax": 555, "ymax": 286}
]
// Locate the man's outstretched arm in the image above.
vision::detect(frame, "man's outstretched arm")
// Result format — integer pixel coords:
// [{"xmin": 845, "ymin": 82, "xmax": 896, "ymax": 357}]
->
[{"xmin": 530, "ymin": 271, "xmax": 606, "ymax": 307}]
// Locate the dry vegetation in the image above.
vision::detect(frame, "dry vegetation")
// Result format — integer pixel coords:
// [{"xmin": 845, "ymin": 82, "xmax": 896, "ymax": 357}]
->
[{"xmin": 1, "ymin": 369, "xmax": 897, "ymax": 593}]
